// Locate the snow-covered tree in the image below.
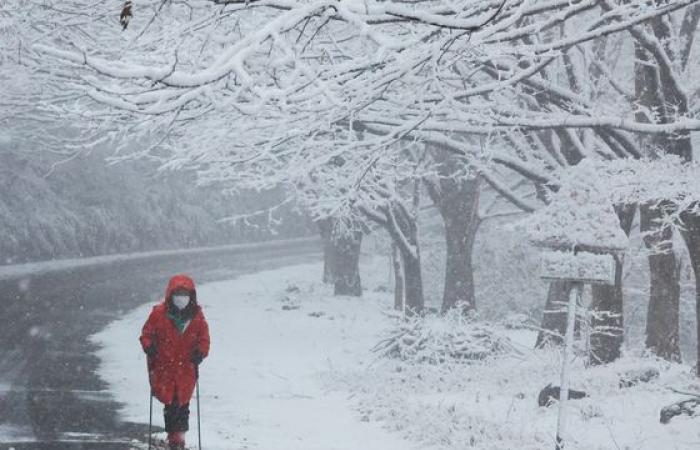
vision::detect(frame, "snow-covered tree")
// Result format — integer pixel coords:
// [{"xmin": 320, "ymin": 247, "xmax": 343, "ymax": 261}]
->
[{"xmin": 13, "ymin": 0, "xmax": 700, "ymax": 353}]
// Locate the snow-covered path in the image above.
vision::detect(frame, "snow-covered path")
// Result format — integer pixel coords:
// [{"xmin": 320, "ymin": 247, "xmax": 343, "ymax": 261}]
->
[{"xmin": 92, "ymin": 262, "xmax": 407, "ymax": 450}]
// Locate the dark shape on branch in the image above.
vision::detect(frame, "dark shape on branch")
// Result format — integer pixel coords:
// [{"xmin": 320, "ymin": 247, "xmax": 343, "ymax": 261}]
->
[{"xmin": 120, "ymin": 0, "xmax": 133, "ymax": 30}]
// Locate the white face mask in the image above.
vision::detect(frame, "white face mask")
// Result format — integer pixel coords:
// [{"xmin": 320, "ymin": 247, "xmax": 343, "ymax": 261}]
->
[{"xmin": 173, "ymin": 295, "xmax": 190, "ymax": 310}]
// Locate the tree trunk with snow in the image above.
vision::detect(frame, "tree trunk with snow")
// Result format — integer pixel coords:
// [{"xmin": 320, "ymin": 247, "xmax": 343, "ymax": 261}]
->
[
  {"xmin": 680, "ymin": 211, "xmax": 700, "ymax": 376},
  {"xmin": 392, "ymin": 243, "xmax": 404, "ymax": 311},
  {"xmin": 392, "ymin": 194, "xmax": 425, "ymax": 315},
  {"xmin": 400, "ymin": 238, "xmax": 424, "ymax": 315},
  {"xmin": 635, "ymin": 2, "xmax": 700, "ymax": 370},
  {"xmin": 425, "ymin": 153, "xmax": 481, "ymax": 314},
  {"xmin": 317, "ymin": 217, "xmax": 363, "ymax": 297},
  {"xmin": 332, "ymin": 227, "xmax": 363, "ymax": 296},
  {"xmin": 640, "ymin": 204, "xmax": 681, "ymax": 362},
  {"xmin": 589, "ymin": 204, "xmax": 635, "ymax": 365},
  {"xmin": 645, "ymin": 252, "xmax": 681, "ymax": 362},
  {"xmin": 318, "ymin": 218, "xmax": 335, "ymax": 284},
  {"xmin": 442, "ymin": 213, "xmax": 478, "ymax": 313},
  {"xmin": 633, "ymin": 18, "xmax": 692, "ymax": 362},
  {"xmin": 360, "ymin": 196, "xmax": 424, "ymax": 315},
  {"xmin": 589, "ymin": 262, "xmax": 624, "ymax": 364}
]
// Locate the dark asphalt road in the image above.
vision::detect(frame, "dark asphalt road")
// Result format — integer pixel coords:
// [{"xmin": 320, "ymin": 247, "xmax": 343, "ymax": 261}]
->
[{"xmin": 0, "ymin": 239, "xmax": 320, "ymax": 449}]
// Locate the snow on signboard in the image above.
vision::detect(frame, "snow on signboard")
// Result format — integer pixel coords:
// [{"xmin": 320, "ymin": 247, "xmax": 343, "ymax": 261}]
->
[{"xmin": 539, "ymin": 251, "xmax": 616, "ymax": 285}]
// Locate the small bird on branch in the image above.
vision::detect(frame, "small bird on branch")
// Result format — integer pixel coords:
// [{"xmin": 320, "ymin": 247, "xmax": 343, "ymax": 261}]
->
[{"xmin": 120, "ymin": 0, "xmax": 133, "ymax": 30}]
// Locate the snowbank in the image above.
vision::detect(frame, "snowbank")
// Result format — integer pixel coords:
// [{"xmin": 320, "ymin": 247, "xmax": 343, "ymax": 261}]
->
[
  {"xmin": 334, "ymin": 343, "xmax": 700, "ymax": 449},
  {"xmin": 0, "ymin": 238, "xmax": 315, "ymax": 281}
]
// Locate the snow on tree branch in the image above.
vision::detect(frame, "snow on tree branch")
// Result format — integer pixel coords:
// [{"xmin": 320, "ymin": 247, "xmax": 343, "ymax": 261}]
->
[{"xmin": 9, "ymin": 0, "xmax": 700, "ymax": 218}]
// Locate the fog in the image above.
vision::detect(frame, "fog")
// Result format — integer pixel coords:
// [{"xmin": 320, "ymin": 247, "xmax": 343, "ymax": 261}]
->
[{"xmin": 0, "ymin": 132, "xmax": 312, "ymax": 265}]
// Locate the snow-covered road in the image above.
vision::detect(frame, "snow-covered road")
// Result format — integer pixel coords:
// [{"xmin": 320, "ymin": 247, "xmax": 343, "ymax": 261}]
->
[
  {"xmin": 93, "ymin": 262, "xmax": 407, "ymax": 450},
  {"xmin": 0, "ymin": 239, "xmax": 320, "ymax": 448}
]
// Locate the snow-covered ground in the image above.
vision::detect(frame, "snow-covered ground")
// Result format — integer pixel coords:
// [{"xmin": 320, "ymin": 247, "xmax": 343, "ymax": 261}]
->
[
  {"xmin": 338, "ymin": 341, "xmax": 700, "ymax": 449},
  {"xmin": 91, "ymin": 258, "xmax": 405, "ymax": 449},
  {"xmin": 93, "ymin": 257, "xmax": 700, "ymax": 450}
]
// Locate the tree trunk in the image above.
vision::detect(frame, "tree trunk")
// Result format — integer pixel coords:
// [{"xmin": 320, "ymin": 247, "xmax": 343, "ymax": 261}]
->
[
  {"xmin": 400, "ymin": 245, "xmax": 424, "ymax": 315},
  {"xmin": 317, "ymin": 217, "xmax": 363, "ymax": 296},
  {"xmin": 641, "ymin": 204, "xmax": 681, "ymax": 362},
  {"xmin": 680, "ymin": 211, "xmax": 700, "ymax": 377},
  {"xmin": 645, "ymin": 249, "xmax": 681, "ymax": 362},
  {"xmin": 442, "ymin": 215, "xmax": 478, "ymax": 313},
  {"xmin": 394, "ymin": 199, "xmax": 424, "ymax": 316},
  {"xmin": 590, "ymin": 261, "xmax": 624, "ymax": 364},
  {"xmin": 318, "ymin": 218, "xmax": 334, "ymax": 284},
  {"xmin": 536, "ymin": 281, "xmax": 573, "ymax": 348},
  {"xmin": 392, "ymin": 243, "xmax": 404, "ymax": 311},
  {"xmin": 589, "ymin": 204, "xmax": 636, "ymax": 365},
  {"xmin": 424, "ymin": 149, "xmax": 481, "ymax": 314},
  {"xmin": 331, "ymin": 227, "xmax": 363, "ymax": 296},
  {"xmin": 432, "ymin": 174, "xmax": 481, "ymax": 314},
  {"xmin": 359, "ymin": 196, "xmax": 423, "ymax": 312},
  {"xmin": 385, "ymin": 196, "xmax": 424, "ymax": 315},
  {"xmin": 632, "ymin": 19, "xmax": 690, "ymax": 363}
]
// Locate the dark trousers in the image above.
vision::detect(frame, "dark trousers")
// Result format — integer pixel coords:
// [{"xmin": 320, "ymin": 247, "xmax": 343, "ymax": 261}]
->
[{"xmin": 164, "ymin": 402, "xmax": 190, "ymax": 432}]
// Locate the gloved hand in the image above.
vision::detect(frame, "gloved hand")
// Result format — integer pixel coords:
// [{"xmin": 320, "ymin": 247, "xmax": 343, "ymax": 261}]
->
[
  {"xmin": 144, "ymin": 345, "xmax": 157, "ymax": 358},
  {"xmin": 191, "ymin": 350, "xmax": 204, "ymax": 365}
]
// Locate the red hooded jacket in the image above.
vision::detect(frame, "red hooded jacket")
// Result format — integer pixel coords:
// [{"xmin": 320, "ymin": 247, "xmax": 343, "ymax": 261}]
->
[{"xmin": 140, "ymin": 274, "xmax": 210, "ymax": 405}]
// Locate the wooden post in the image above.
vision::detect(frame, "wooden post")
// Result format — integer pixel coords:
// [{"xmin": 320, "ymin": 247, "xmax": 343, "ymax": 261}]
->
[
  {"xmin": 555, "ymin": 281, "xmax": 582, "ymax": 449},
  {"xmin": 538, "ymin": 246, "xmax": 621, "ymax": 449}
]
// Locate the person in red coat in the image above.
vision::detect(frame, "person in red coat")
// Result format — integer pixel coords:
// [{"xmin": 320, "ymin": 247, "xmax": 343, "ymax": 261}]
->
[{"xmin": 140, "ymin": 274, "xmax": 210, "ymax": 450}]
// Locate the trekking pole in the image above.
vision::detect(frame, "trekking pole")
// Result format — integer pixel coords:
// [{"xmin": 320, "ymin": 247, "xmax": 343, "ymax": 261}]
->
[
  {"xmin": 147, "ymin": 351, "xmax": 155, "ymax": 450},
  {"xmin": 196, "ymin": 366, "xmax": 202, "ymax": 450},
  {"xmin": 148, "ymin": 391, "xmax": 153, "ymax": 450}
]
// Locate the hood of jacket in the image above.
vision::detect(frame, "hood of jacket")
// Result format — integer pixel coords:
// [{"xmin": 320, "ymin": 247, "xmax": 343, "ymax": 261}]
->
[{"xmin": 164, "ymin": 274, "xmax": 198, "ymax": 311}]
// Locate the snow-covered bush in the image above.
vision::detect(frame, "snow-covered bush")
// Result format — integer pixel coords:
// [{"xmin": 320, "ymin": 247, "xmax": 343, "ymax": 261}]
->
[{"xmin": 372, "ymin": 309, "xmax": 514, "ymax": 364}]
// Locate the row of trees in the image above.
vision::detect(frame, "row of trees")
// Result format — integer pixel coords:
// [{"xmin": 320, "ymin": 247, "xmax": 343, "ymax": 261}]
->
[
  {"xmin": 6, "ymin": 0, "xmax": 700, "ymax": 370},
  {"xmin": 0, "ymin": 134, "xmax": 311, "ymax": 263}
]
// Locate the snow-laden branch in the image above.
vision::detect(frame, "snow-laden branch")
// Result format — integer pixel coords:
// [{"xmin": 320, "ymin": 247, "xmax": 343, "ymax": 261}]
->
[
  {"xmin": 480, "ymin": 170, "xmax": 537, "ymax": 213},
  {"xmin": 215, "ymin": 0, "xmax": 508, "ymax": 30},
  {"xmin": 490, "ymin": 113, "xmax": 700, "ymax": 134},
  {"xmin": 11, "ymin": 0, "xmax": 700, "ymax": 222}
]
